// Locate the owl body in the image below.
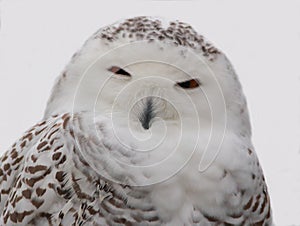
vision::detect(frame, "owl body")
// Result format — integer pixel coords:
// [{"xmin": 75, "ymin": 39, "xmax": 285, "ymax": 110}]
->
[{"xmin": 0, "ymin": 17, "xmax": 272, "ymax": 225}]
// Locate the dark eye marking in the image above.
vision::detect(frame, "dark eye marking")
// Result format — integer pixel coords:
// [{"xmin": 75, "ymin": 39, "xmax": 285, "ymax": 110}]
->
[
  {"xmin": 176, "ymin": 79, "xmax": 201, "ymax": 89},
  {"xmin": 108, "ymin": 66, "xmax": 131, "ymax": 77}
]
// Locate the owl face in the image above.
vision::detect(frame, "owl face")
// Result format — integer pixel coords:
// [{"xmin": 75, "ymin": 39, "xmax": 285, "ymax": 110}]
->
[
  {"xmin": 70, "ymin": 40, "xmax": 227, "ymax": 134},
  {"xmin": 45, "ymin": 16, "xmax": 250, "ymax": 139}
]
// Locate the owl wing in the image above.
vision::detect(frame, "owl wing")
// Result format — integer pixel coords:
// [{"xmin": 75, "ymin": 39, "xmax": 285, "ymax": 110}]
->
[
  {"xmin": 0, "ymin": 113, "xmax": 78, "ymax": 225},
  {"xmin": 239, "ymin": 169, "xmax": 272, "ymax": 225},
  {"xmin": 0, "ymin": 117, "xmax": 52, "ymax": 213},
  {"xmin": 244, "ymin": 184, "xmax": 272, "ymax": 225},
  {"xmin": 0, "ymin": 113, "xmax": 160, "ymax": 226}
]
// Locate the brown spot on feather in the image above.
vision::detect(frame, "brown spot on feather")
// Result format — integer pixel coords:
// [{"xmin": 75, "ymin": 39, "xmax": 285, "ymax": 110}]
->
[
  {"xmin": 20, "ymin": 141, "xmax": 26, "ymax": 148},
  {"xmin": 54, "ymin": 145, "xmax": 64, "ymax": 152},
  {"xmin": 248, "ymin": 148, "xmax": 253, "ymax": 155},
  {"xmin": 3, "ymin": 163, "xmax": 10, "ymax": 171},
  {"xmin": 243, "ymin": 197, "xmax": 253, "ymax": 210},
  {"xmin": 35, "ymin": 127, "xmax": 46, "ymax": 135},
  {"xmin": 31, "ymin": 155, "xmax": 38, "ymax": 163},
  {"xmin": 22, "ymin": 133, "xmax": 33, "ymax": 141},
  {"xmin": 9, "ymin": 210, "xmax": 34, "ymax": 223},
  {"xmin": 12, "ymin": 156, "xmax": 23, "ymax": 166},
  {"xmin": 11, "ymin": 149, "xmax": 18, "ymax": 159},
  {"xmin": 47, "ymin": 128, "xmax": 59, "ymax": 140},
  {"xmin": 1, "ymin": 154, "xmax": 8, "ymax": 162},
  {"xmin": 56, "ymin": 171, "xmax": 65, "ymax": 182},
  {"xmin": 22, "ymin": 189, "xmax": 32, "ymax": 199},
  {"xmin": 31, "ymin": 199, "xmax": 44, "ymax": 208},
  {"xmin": 52, "ymin": 152, "xmax": 62, "ymax": 160},
  {"xmin": 62, "ymin": 113, "xmax": 71, "ymax": 126},
  {"xmin": 37, "ymin": 141, "xmax": 48, "ymax": 150},
  {"xmin": 38, "ymin": 121, "xmax": 46, "ymax": 126},
  {"xmin": 1, "ymin": 188, "xmax": 11, "ymax": 194},
  {"xmin": 27, "ymin": 165, "xmax": 47, "ymax": 174},
  {"xmin": 36, "ymin": 188, "xmax": 46, "ymax": 196}
]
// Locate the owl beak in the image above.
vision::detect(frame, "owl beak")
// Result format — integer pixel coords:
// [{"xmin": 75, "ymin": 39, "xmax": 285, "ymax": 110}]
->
[{"xmin": 139, "ymin": 97, "xmax": 155, "ymax": 130}]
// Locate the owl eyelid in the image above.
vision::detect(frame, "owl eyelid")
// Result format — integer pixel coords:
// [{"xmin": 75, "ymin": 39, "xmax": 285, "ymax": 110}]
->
[
  {"xmin": 108, "ymin": 66, "xmax": 131, "ymax": 77},
  {"xmin": 176, "ymin": 79, "xmax": 201, "ymax": 89}
]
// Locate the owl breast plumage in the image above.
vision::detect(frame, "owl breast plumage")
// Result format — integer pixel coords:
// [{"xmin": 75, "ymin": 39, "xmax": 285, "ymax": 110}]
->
[{"xmin": 0, "ymin": 17, "xmax": 272, "ymax": 225}]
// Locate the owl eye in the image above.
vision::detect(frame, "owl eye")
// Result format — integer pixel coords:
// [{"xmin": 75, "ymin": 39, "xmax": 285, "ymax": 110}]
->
[
  {"xmin": 176, "ymin": 79, "xmax": 200, "ymax": 89},
  {"xmin": 108, "ymin": 66, "xmax": 131, "ymax": 77}
]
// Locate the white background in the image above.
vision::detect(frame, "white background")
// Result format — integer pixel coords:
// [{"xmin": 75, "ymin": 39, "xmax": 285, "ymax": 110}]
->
[{"xmin": 0, "ymin": 1, "xmax": 299, "ymax": 225}]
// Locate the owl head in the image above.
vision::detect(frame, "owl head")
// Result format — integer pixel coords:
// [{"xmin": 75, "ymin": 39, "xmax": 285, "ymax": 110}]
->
[
  {"xmin": 45, "ymin": 16, "xmax": 250, "ymax": 137},
  {"xmin": 43, "ymin": 16, "xmax": 253, "ymax": 184}
]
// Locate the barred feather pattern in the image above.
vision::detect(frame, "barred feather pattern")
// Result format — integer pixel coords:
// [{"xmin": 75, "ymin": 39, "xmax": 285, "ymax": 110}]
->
[{"xmin": 0, "ymin": 112, "xmax": 272, "ymax": 225}]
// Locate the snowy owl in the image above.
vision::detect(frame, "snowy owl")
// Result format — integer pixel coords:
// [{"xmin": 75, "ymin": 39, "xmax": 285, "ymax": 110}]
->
[{"xmin": 0, "ymin": 17, "xmax": 272, "ymax": 225}]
